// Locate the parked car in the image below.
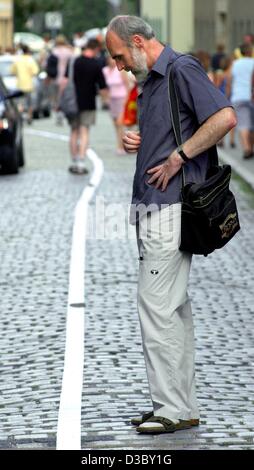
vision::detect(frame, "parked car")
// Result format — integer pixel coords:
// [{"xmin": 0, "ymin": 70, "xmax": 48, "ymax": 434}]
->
[
  {"xmin": 0, "ymin": 76, "xmax": 25, "ymax": 174},
  {"xmin": 84, "ymin": 27, "xmax": 107, "ymax": 40},
  {"xmin": 14, "ymin": 32, "xmax": 46, "ymax": 53},
  {"xmin": 0, "ymin": 55, "xmax": 51, "ymax": 119}
]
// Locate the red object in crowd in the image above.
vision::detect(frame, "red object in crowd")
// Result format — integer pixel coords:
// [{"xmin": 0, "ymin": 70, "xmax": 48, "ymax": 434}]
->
[{"xmin": 122, "ymin": 85, "xmax": 138, "ymax": 126}]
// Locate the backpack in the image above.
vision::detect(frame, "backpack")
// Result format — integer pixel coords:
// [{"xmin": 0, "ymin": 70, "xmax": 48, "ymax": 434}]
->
[
  {"xmin": 59, "ymin": 59, "xmax": 78, "ymax": 117},
  {"xmin": 46, "ymin": 53, "xmax": 58, "ymax": 78}
]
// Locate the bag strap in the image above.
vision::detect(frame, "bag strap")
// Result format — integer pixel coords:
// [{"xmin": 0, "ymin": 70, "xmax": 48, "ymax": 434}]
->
[
  {"xmin": 168, "ymin": 59, "xmax": 184, "ymax": 147},
  {"xmin": 168, "ymin": 58, "xmax": 186, "ymax": 187}
]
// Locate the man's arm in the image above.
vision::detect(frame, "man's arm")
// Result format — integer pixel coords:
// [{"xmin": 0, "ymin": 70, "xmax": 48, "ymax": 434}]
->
[
  {"xmin": 177, "ymin": 107, "xmax": 237, "ymax": 159},
  {"xmin": 10, "ymin": 62, "xmax": 17, "ymax": 75},
  {"xmin": 31, "ymin": 58, "xmax": 39, "ymax": 76},
  {"xmin": 147, "ymin": 106, "xmax": 237, "ymax": 191}
]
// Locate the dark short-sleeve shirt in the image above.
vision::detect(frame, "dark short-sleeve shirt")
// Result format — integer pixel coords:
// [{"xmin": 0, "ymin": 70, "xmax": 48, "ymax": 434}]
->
[
  {"xmin": 74, "ymin": 56, "xmax": 106, "ymax": 111},
  {"xmin": 130, "ymin": 45, "xmax": 231, "ymax": 224}
]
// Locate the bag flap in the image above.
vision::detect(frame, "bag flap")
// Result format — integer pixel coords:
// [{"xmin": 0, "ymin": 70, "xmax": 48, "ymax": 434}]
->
[{"xmin": 182, "ymin": 164, "xmax": 232, "ymax": 204}]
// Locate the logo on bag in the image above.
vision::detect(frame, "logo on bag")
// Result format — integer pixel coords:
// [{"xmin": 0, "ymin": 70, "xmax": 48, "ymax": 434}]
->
[
  {"xmin": 219, "ymin": 212, "xmax": 238, "ymax": 238},
  {"xmin": 151, "ymin": 270, "xmax": 159, "ymax": 275}
]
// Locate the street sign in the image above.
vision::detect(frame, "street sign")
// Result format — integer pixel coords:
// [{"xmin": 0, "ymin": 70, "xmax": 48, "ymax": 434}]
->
[{"xmin": 45, "ymin": 12, "xmax": 63, "ymax": 30}]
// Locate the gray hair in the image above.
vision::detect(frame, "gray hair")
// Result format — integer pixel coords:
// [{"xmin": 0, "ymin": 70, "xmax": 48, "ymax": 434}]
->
[{"xmin": 107, "ymin": 15, "xmax": 155, "ymax": 46}]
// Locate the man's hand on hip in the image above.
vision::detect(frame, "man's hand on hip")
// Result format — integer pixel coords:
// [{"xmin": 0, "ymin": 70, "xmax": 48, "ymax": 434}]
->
[
  {"xmin": 147, "ymin": 151, "xmax": 183, "ymax": 191},
  {"xmin": 123, "ymin": 131, "xmax": 141, "ymax": 153}
]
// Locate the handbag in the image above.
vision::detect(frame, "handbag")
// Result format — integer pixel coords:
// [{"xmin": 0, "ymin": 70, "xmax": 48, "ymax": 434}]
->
[
  {"xmin": 59, "ymin": 58, "xmax": 78, "ymax": 117},
  {"xmin": 168, "ymin": 61, "xmax": 240, "ymax": 256}
]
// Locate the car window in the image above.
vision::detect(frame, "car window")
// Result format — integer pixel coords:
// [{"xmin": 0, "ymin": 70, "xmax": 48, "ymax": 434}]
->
[{"xmin": 0, "ymin": 60, "xmax": 14, "ymax": 77}]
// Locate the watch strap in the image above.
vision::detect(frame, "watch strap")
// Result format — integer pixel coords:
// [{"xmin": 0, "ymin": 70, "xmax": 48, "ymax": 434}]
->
[{"xmin": 177, "ymin": 145, "xmax": 189, "ymax": 163}]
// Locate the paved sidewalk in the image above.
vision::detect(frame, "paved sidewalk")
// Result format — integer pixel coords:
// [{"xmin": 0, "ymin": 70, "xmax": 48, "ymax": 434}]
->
[
  {"xmin": 0, "ymin": 110, "xmax": 253, "ymax": 450},
  {"xmin": 80, "ymin": 113, "xmax": 254, "ymax": 450}
]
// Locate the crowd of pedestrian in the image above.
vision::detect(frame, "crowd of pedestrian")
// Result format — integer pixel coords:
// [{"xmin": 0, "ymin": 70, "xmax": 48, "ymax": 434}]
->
[
  {"xmin": 193, "ymin": 33, "xmax": 254, "ymax": 159},
  {"xmin": 1, "ymin": 28, "xmax": 254, "ymax": 171}
]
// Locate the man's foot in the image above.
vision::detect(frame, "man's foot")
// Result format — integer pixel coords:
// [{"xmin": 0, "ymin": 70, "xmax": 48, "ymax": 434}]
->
[
  {"xmin": 68, "ymin": 160, "xmax": 89, "ymax": 174},
  {"xmin": 131, "ymin": 411, "xmax": 153, "ymax": 426},
  {"xmin": 56, "ymin": 111, "xmax": 64, "ymax": 126},
  {"xmin": 131, "ymin": 410, "xmax": 199, "ymax": 427},
  {"xmin": 136, "ymin": 416, "xmax": 192, "ymax": 434}
]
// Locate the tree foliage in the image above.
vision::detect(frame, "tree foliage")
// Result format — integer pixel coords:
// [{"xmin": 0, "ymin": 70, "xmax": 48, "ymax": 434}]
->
[
  {"xmin": 64, "ymin": 0, "xmax": 108, "ymax": 35},
  {"xmin": 14, "ymin": 1, "xmax": 58, "ymax": 31},
  {"xmin": 14, "ymin": 0, "xmax": 109, "ymax": 37}
]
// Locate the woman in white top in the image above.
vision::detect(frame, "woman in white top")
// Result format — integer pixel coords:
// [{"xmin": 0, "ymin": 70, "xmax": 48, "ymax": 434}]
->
[{"xmin": 228, "ymin": 44, "xmax": 254, "ymax": 159}]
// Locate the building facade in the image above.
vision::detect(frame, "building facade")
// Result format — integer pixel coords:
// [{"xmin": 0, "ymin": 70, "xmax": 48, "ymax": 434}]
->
[
  {"xmin": 140, "ymin": 0, "xmax": 194, "ymax": 52},
  {"xmin": 0, "ymin": 0, "xmax": 13, "ymax": 50},
  {"xmin": 194, "ymin": 0, "xmax": 254, "ymax": 53},
  {"xmin": 140, "ymin": 0, "xmax": 254, "ymax": 54}
]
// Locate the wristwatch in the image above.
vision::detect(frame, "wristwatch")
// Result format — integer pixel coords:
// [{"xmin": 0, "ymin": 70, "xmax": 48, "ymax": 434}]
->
[{"xmin": 176, "ymin": 144, "xmax": 189, "ymax": 163}]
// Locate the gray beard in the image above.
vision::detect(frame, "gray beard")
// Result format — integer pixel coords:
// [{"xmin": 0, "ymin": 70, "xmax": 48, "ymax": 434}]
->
[{"xmin": 131, "ymin": 49, "xmax": 149, "ymax": 81}]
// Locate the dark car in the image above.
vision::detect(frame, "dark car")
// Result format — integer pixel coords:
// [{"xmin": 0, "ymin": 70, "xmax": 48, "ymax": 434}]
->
[{"xmin": 0, "ymin": 76, "xmax": 24, "ymax": 174}]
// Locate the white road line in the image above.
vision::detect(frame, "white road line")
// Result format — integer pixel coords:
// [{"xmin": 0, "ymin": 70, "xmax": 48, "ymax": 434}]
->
[
  {"xmin": 25, "ymin": 128, "xmax": 69, "ymax": 142},
  {"xmin": 25, "ymin": 129, "xmax": 104, "ymax": 449}
]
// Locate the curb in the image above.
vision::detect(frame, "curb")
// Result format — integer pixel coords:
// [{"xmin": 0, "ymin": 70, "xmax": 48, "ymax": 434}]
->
[{"xmin": 218, "ymin": 148, "xmax": 254, "ymax": 192}]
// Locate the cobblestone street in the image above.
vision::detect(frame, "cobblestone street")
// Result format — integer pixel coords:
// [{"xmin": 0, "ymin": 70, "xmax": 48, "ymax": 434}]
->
[{"xmin": 0, "ymin": 109, "xmax": 253, "ymax": 450}]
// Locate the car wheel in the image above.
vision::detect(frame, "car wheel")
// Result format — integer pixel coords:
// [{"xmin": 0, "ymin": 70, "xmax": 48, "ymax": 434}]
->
[
  {"xmin": 2, "ymin": 146, "xmax": 19, "ymax": 174},
  {"xmin": 18, "ymin": 138, "xmax": 25, "ymax": 167}
]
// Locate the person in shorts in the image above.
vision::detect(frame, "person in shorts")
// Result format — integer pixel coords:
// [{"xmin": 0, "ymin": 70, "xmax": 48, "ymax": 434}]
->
[{"xmin": 68, "ymin": 39, "xmax": 107, "ymax": 174}]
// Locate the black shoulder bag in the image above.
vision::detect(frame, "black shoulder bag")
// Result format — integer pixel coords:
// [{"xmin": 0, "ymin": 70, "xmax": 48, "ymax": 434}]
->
[{"xmin": 168, "ymin": 65, "xmax": 240, "ymax": 256}]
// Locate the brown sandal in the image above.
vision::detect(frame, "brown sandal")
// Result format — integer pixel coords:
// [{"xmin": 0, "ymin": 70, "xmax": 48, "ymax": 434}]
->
[{"xmin": 136, "ymin": 416, "xmax": 192, "ymax": 434}]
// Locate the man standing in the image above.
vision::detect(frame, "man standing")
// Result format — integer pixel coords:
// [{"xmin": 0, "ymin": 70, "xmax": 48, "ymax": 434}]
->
[
  {"xmin": 106, "ymin": 16, "xmax": 237, "ymax": 434},
  {"xmin": 11, "ymin": 45, "xmax": 39, "ymax": 124},
  {"xmin": 68, "ymin": 39, "xmax": 107, "ymax": 174}
]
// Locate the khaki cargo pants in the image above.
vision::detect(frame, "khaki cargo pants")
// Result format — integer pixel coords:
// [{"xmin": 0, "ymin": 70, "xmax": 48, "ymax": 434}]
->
[{"xmin": 137, "ymin": 203, "xmax": 200, "ymax": 421}]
